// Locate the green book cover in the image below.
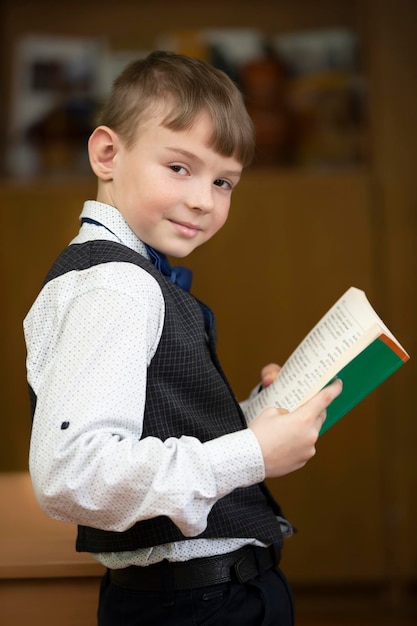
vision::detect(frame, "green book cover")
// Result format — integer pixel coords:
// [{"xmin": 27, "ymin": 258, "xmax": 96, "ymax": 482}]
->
[{"xmin": 319, "ymin": 335, "xmax": 407, "ymax": 435}]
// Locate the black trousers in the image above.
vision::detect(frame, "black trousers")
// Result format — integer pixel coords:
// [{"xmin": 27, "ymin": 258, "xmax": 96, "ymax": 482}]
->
[{"xmin": 97, "ymin": 566, "xmax": 295, "ymax": 626}]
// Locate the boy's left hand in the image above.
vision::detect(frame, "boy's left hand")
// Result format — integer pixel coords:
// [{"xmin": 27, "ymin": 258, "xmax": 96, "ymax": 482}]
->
[{"xmin": 261, "ymin": 363, "xmax": 281, "ymax": 388}]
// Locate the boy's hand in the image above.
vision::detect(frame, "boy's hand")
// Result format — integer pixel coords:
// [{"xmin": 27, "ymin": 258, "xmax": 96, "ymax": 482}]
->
[
  {"xmin": 260, "ymin": 363, "xmax": 281, "ymax": 388},
  {"xmin": 249, "ymin": 379, "xmax": 342, "ymax": 478}
]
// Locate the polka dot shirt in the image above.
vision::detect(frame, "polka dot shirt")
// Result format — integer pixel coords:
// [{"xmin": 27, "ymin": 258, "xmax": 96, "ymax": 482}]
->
[{"xmin": 24, "ymin": 201, "xmax": 267, "ymax": 568}]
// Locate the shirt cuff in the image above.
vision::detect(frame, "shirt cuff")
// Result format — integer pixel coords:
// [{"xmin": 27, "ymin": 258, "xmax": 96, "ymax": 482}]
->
[{"xmin": 203, "ymin": 428, "xmax": 265, "ymax": 498}]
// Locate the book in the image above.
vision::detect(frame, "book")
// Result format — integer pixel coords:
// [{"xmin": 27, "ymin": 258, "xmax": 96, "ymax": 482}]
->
[{"xmin": 243, "ymin": 287, "xmax": 410, "ymax": 435}]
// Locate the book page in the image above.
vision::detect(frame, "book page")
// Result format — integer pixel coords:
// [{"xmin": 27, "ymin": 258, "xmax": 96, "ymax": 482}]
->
[{"xmin": 244, "ymin": 287, "xmax": 382, "ymax": 420}]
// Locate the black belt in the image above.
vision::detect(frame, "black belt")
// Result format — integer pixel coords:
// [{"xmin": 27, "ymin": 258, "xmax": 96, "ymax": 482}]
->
[{"xmin": 109, "ymin": 545, "xmax": 279, "ymax": 592}]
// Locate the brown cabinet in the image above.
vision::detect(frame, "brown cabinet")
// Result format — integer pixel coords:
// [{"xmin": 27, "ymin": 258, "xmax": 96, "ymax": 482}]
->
[{"xmin": 0, "ymin": 473, "xmax": 104, "ymax": 626}]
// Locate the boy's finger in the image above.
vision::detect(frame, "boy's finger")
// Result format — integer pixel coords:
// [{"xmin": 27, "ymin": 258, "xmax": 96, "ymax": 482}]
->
[
  {"xmin": 302, "ymin": 379, "xmax": 343, "ymax": 414},
  {"xmin": 319, "ymin": 379, "xmax": 343, "ymax": 407}
]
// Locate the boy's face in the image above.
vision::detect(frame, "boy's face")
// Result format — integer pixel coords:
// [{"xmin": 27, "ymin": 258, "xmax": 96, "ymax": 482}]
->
[{"xmin": 99, "ymin": 110, "xmax": 243, "ymax": 258}]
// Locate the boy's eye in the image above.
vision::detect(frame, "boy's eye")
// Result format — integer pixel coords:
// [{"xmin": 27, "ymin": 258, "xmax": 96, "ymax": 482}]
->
[
  {"xmin": 170, "ymin": 165, "xmax": 187, "ymax": 175},
  {"xmin": 214, "ymin": 178, "xmax": 232, "ymax": 190}
]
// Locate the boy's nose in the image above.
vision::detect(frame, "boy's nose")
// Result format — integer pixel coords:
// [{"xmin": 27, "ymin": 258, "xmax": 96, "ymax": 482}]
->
[{"xmin": 186, "ymin": 181, "xmax": 214, "ymax": 213}]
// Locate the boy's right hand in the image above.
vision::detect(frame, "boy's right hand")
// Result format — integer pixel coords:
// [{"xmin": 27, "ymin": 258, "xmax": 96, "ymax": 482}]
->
[{"xmin": 249, "ymin": 379, "xmax": 342, "ymax": 478}]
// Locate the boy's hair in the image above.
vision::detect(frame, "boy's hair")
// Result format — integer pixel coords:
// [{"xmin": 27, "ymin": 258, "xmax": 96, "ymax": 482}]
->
[{"xmin": 97, "ymin": 50, "xmax": 255, "ymax": 167}]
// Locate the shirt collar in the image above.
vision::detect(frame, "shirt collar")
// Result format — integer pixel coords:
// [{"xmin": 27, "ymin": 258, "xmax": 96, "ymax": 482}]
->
[{"xmin": 80, "ymin": 200, "xmax": 149, "ymax": 258}]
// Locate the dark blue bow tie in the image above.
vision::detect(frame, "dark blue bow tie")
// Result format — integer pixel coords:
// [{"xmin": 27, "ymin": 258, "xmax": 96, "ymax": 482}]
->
[{"xmin": 145, "ymin": 245, "xmax": 193, "ymax": 292}]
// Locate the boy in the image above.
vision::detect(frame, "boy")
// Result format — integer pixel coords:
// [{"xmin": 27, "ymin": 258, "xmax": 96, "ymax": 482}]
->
[{"xmin": 24, "ymin": 51, "xmax": 341, "ymax": 625}]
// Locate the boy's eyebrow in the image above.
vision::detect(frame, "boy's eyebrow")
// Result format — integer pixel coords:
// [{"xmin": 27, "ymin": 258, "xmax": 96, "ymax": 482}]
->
[
  {"xmin": 165, "ymin": 147, "xmax": 242, "ymax": 179},
  {"xmin": 165, "ymin": 147, "xmax": 202, "ymax": 163}
]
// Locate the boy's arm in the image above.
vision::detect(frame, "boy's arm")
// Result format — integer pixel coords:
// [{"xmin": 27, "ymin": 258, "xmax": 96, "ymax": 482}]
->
[
  {"xmin": 27, "ymin": 264, "xmax": 341, "ymax": 537},
  {"xmin": 26, "ymin": 267, "xmax": 264, "ymax": 538}
]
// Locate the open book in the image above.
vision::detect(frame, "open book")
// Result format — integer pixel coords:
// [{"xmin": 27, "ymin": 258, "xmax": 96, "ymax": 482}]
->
[{"xmin": 243, "ymin": 287, "xmax": 410, "ymax": 435}]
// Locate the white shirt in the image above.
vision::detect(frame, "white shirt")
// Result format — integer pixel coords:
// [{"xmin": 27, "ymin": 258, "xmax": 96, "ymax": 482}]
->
[{"xmin": 24, "ymin": 200, "xmax": 267, "ymax": 568}]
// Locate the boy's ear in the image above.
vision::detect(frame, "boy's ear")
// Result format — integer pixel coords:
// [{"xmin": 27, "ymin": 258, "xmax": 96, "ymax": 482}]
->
[{"xmin": 88, "ymin": 126, "xmax": 119, "ymax": 180}]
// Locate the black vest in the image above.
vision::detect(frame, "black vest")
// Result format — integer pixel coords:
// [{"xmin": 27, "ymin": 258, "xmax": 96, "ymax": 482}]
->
[{"xmin": 35, "ymin": 240, "xmax": 284, "ymax": 553}]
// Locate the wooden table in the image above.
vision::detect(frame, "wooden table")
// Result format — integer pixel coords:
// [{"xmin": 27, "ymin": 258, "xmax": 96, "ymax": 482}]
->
[{"xmin": 0, "ymin": 472, "xmax": 105, "ymax": 626}]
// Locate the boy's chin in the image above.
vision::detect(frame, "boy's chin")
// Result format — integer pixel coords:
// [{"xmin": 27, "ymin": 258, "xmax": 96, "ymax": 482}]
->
[
  {"xmin": 164, "ymin": 242, "xmax": 202, "ymax": 259},
  {"xmin": 167, "ymin": 250, "xmax": 193, "ymax": 260}
]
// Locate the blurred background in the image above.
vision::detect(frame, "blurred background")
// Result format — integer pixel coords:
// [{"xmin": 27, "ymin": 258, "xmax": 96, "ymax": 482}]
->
[{"xmin": 0, "ymin": 0, "xmax": 416, "ymax": 624}]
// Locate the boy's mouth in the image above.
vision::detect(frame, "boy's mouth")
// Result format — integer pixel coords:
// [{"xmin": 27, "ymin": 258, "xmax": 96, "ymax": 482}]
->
[{"xmin": 170, "ymin": 220, "xmax": 201, "ymax": 238}]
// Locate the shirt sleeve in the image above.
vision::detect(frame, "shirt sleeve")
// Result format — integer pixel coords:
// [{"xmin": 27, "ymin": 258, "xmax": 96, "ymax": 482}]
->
[{"xmin": 26, "ymin": 262, "xmax": 265, "ymax": 537}]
